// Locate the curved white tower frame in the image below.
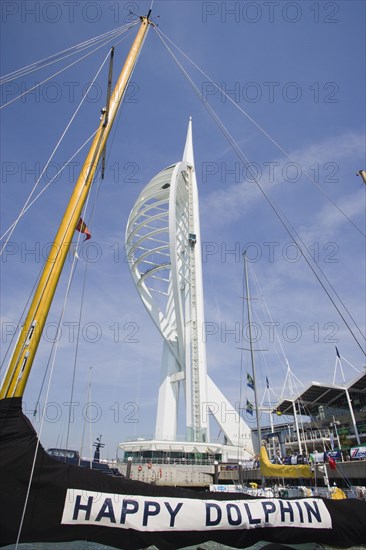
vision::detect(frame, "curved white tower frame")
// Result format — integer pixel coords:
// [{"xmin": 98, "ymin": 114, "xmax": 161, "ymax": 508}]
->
[{"xmin": 125, "ymin": 120, "xmax": 254, "ymax": 455}]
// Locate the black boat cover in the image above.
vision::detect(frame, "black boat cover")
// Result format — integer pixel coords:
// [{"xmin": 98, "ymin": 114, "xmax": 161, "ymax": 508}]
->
[{"xmin": 1, "ymin": 398, "xmax": 365, "ymax": 549}]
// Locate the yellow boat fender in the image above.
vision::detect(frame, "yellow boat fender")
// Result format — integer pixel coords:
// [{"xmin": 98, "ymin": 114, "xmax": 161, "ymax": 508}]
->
[{"xmin": 330, "ymin": 487, "xmax": 347, "ymax": 499}]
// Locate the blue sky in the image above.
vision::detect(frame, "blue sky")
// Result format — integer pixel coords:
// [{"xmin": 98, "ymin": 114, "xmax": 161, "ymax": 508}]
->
[{"xmin": 1, "ymin": 0, "xmax": 365, "ymax": 459}]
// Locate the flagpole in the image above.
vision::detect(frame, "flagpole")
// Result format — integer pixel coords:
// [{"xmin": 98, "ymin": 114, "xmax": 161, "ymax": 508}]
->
[
  {"xmin": 243, "ymin": 251, "xmax": 262, "ymax": 452},
  {"xmin": 267, "ymin": 386, "xmax": 276, "ymax": 460},
  {"xmin": 292, "ymin": 400, "xmax": 303, "ymax": 455},
  {"xmin": 0, "ymin": 15, "xmax": 152, "ymax": 399}
]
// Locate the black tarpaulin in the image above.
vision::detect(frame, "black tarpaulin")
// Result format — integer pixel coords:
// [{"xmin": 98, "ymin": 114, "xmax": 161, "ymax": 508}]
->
[{"xmin": 1, "ymin": 397, "xmax": 366, "ymax": 549}]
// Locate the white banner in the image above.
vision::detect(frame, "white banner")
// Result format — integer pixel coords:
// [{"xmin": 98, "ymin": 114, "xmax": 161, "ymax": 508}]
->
[
  {"xmin": 62, "ymin": 489, "xmax": 332, "ymax": 532},
  {"xmin": 351, "ymin": 446, "xmax": 366, "ymax": 459}
]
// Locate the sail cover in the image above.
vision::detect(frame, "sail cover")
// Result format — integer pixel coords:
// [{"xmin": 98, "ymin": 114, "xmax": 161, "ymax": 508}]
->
[
  {"xmin": 260, "ymin": 446, "xmax": 313, "ymax": 479},
  {"xmin": 1, "ymin": 398, "xmax": 366, "ymax": 548}
]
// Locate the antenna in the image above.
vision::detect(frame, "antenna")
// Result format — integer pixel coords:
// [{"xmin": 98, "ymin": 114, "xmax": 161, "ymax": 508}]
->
[{"xmin": 93, "ymin": 434, "xmax": 105, "ymax": 463}]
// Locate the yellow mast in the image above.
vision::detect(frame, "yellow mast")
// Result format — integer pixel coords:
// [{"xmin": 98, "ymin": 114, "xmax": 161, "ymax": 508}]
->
[{"xmin": 0, "ymin": 15, "xmax": 152, "ymax": 399}]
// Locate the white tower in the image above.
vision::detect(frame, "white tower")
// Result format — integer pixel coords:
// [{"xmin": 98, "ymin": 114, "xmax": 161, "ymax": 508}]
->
[{"xmin": 125, "ymin": 120, "xmax": 254, "ymax": 456}]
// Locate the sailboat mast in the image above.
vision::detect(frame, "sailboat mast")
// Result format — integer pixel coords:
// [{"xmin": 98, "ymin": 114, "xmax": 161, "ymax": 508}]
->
[
  {"xmin": 0, "ymin": 15, "xmax": 152, "ymax": 399},
  {"xmin": 243, "ymin": 251, "xmax": 262, "ymax": 452}
]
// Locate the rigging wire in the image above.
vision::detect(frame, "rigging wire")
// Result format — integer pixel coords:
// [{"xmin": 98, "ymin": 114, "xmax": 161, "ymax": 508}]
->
[
  {"xmin": 0, "ymin": 24, "xmax": 135, "ymax": 110},
  {"xmin": 0, "ymin": 129, "xmax": 97, "ymax": 375},
  {"xmin": 31, "ymin": 33, "xmax": 130, "ymax": 442},
  {"xmin": 1, "ymin": 28, "xmax": 133, "ymax": 243},
  {"xmin": 154, "ymin": 28, "xmax": 366, "ymax": 357},
  {"xmin": 0, "ymin": 22, "xmax": 137, "ymax": 84},
  {"xmin": 237, "ymin": 257, "xmax": 248, "ymax": 463},
  {"xmin": 0, "ymin": 263, "xmax": 44, "ymax": 377},
  {"xmin": 155, "ymin": 28, "xmax": 365, "ymax": 240},
  {"xmin": 64, "ymin": 252, "xmax": 89, "ymax": 450},
  {"xmin": 64, "ymin": 196, "xmax": 98, "ymax": 450},
  {"xmin": 63, "ymin": 58, "xmax": 132, "ymax": 452},
  {"xmin": 78, "ymin": 368, "xmax": 93, "ymax": 464},
  {"xmin": 241, "ymin": 261, "xmax": 304, "ymax": 457},
  {"xmin": 238, "ymin": 258, "xmax": 293, "ymax": 412},
  {"xmin": 13, "ymin": 211, "xmax": 89, "ymax": 547},
  {"xmin": 294, "ymin": 392, "xmax": 358, "ymax": 495},
  {"xmin": 4, "ymin": 21, "xmax": 141, "ymax": 397},
  {"xmin": 335, "ymin": 354, "xmax": 361, "ymax": 380},
  {"xmin": 246, "ymin": 267, "xmax": 290, "ymax": 420},
  {"xmin": 0, "ymin": 129, "xmax": 98, "ymax": 256},
  {"xmin": 2, "ymin": 14, "xmax": 362, "ymax": 509},
  {"xmin": 249, "ymin": 263, "xmax": 296, "ymax": 381},
  {"xmin": 65, "ymin": 163, "xmax": 104, "ymax": 449},
  {"xmin": 0, "ymin": 47, "xmax": 112, "ymax": 252},
  {"xmin": 2, "ymin": 22, "xmax": 139, "ymax": 436},
  {"xmin": 23, "ymin": 137, "xmax": 108, "ymax": 426},
  {"xmin": 15, "ymin": 59, "xmax": 117, "ymax": 534},
  {"xmin": 30, "ymin": 151, "xmax": 96, "ymax": 414},
  {"xmin": 32, "ymin": 149, "xmax": 104, "ymax": 432},
  {"xmin": 13, "ymin": 101, "xmax": 107, "ymax": 544},
  {"xmin": 32, "ymin": 235, "xmax": 82, "ymax": 420},
  {"xmin": 2, "ymin": 18, "xmax": 147, "ymax": 254}
]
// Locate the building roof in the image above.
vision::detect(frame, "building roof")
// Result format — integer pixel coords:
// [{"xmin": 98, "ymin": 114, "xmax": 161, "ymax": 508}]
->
[{"xmin": 273, "ymin": 371, "xmax": 366, "ymax": 416}]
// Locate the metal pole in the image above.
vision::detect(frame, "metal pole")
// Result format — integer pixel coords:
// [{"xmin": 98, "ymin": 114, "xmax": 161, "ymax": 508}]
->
[
  {"xmin": 332, "ymin": 416, "xmax": 342, "ymax": 449},
  {"xmin": 292, "ymin": 400, "xmax": 303, "ymax": 454},
  {"xmin": 238, "ymin": 461, "xmax": 244, "ymax": 485},
  {"xmin": 345, "ymin": 388, "xmax": 361, "ymax": 445},
  {"xmin": 0, "ymin": 15, "xmax": 152, "ymax": 399},
  {"xmin": 331, "ymin": 416, "xmax": 344, "ymax": 462},
  {"xmin": 269, "ymin": 408, "xmax": 275, "ymax": 460},
  {"xmin": 214, "ymin": 461, "xmax": 219, "ymax": 484},
  {"xmin": 126, "ymin": 457, "xmax": 132, "ymax": 480},
  {"xmin": 243, "ymin": 251, "xmax": 262, "ymax": 451}
]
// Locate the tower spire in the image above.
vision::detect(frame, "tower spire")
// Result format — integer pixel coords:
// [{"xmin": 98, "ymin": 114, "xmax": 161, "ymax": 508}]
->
[{"xmin": 182, "ymin": 116, "xmax": 194, "ymax": 165}]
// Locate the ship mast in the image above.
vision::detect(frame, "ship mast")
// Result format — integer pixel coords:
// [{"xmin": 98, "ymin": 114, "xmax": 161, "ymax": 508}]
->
[
  {"xmin": 243, "ymin": 251, "xmax": 262, "ymax": 452},
  {"xmin": 0, "ymin": 14, "xmax": 152, "ymax": 399}
]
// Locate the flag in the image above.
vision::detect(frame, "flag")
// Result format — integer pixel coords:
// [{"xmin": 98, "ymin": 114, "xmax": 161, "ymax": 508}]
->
[
  {"xmin": 245, "ymin": 400, "xmax": 253, "ymax": 416},
  {"xmin": 328, "ymin": 455, "xmax": 337, "ymax": 470},
  {"xmin": 246, "ymin": 373, "xmax": 254, "ymax": 390},
  {"xmin": 335, "ymin": 346, "xmax": 340, "ymax": 358},
  {"xmin": 266, "ymin": 376, "xmax": 269, "ymax": 389},
  {"xmin": 76, "ymin": 218, "xmax": 91, "ymax": 241}
]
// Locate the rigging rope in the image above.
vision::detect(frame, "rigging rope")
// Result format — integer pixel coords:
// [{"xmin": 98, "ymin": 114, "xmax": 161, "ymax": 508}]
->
[
  {"xmin": 30, "ymin": 155, "xmax": 96, "ymax": 418},
  {"xmin": 0, "ymin": 25, "xmax": 135, "ymax": 110},
  {"xmin": 237, "ymin": 257, "xmax": 248, "ymax": 463},
  {"xmin": 0, "ymin": 47, "xmax": 112, "ymax": 252},
  {"xmin": 249, "ymin": 262, "xmax": 296, "ymax": 382},
  {"xmin": 0, "ymin": 264, "xmax": 43, "ymax": 376},
  {"xmin": 64, "ymin": 211, "xmax": 93, "ymax": 450},
  {"xmin": 2, "ymin": 21, "xmax": 138, "ymax": 397},
  {"xmin": 13, "ymin": 202, "xmax": 92, "ymax": 546},
  {"xmin": 13, "ymin": 121, "xmax": 106, "ymax": 548},
  {"xmin": 155, "ymin": 27, "xmax": 365, "ymax": 357},
  {"xmin": 26, "ymin": 29, "xmax": 130, "ymax": 455},
  {"xmin": 245, "ymin": 262, "xmax": 293, "ymax": 422},
  {"xmin": 0, "ymin": 129, "xmax": 98, "ymax": 247},
  {"xmin": 2, "ymin": 31, "xmax": 134, "ymax": 238},
  {"xmin": 0, "ymin": 126, "xmax": 98, "ymax": 383},
  {"xmin": 65, "ymin": 164, "xmax": 104, "ymax": 450},
  {"xmin": 155, "ymin": 28, "xmax": 365, "ymax": 239},
  {"xmin": 0, "ymin": 21, "xmax": 138, "ymax": 85},
  {"xmin": 294, "ymin": 393, "xmax": 357, "ymax": 495}
]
